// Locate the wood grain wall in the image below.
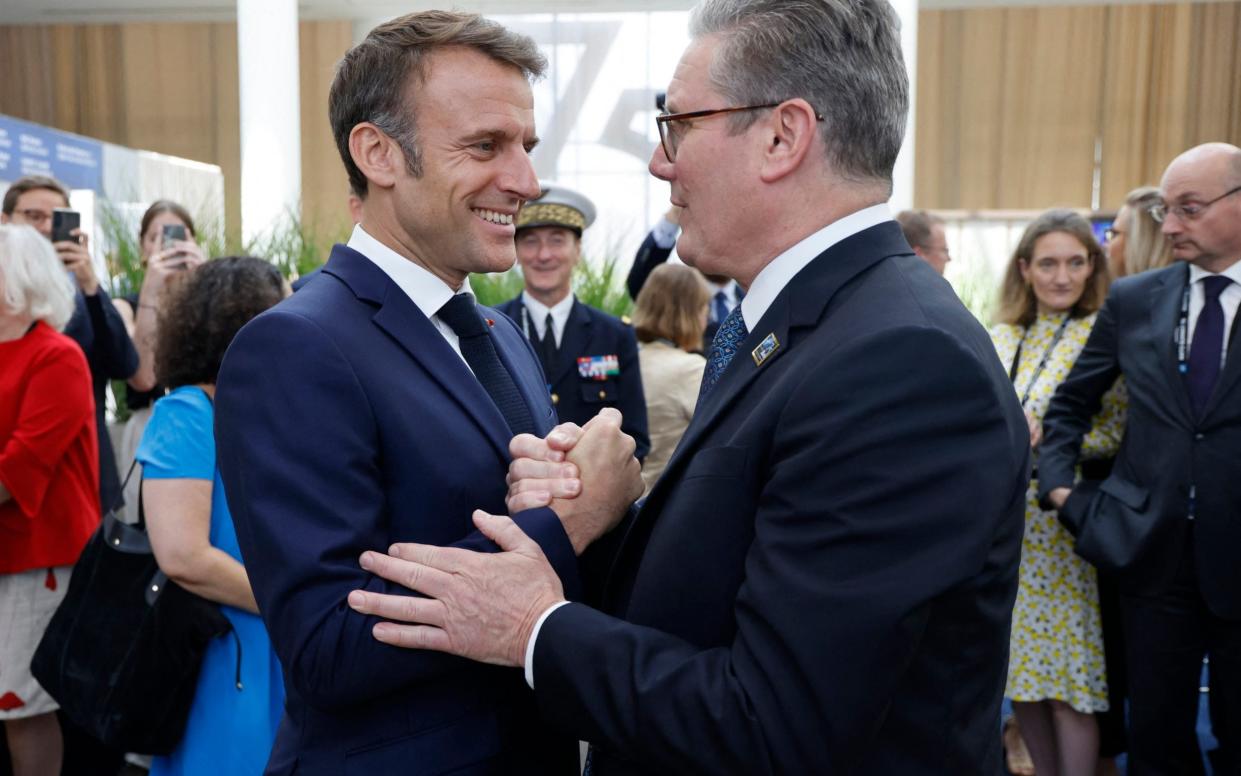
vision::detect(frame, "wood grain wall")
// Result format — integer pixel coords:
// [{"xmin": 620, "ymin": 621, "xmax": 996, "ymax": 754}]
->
[
  {"xmin": 0, "ymin": 20, "xmax": 353, "ymax": 240},
  {"xmin": 916, "ymin": 1, "xmax": 1241, "ymax": 210},
  {"xmin": 4, "ymin": 4, "xmax": 1239, "ymax": 220}
]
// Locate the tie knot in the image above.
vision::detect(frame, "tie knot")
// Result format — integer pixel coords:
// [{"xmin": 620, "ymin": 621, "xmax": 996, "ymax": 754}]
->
[
  {"xmin": 437, "ymin": 294, "xmax": 486, "ymax": 338},
  {"xmin": 1203, "ymin": 275, "xmax": 1232, "ymax": 300},
  {"xmin": 714, "ymin": 290, "xmax": 728, "ymax": 303}
]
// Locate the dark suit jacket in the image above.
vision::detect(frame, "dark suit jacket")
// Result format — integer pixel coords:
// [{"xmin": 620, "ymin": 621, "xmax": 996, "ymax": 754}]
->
[
  {"xmin": 1040, "ymin": 262, "xmax": 1241, "ymax": 618},
  {"xmin": 531, "ymin": 222, "xmax": 1030, "ymax": 774},
  {"xmin": 216, "ymin": 245, "xmax": 581, "ymax": 775},
  {"xmin": 64, "ymin": 287, "xmax": 138, "ymax": 512},
  {"xmin": 497, "ymin": 296, "xmax": 650, "ymax": 460}
]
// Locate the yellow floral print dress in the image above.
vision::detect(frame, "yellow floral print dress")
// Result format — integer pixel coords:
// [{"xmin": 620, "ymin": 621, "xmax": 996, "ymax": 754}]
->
[{"xmin": 990, "ymin": 312, "xmax": 1126, "ymax": 713}]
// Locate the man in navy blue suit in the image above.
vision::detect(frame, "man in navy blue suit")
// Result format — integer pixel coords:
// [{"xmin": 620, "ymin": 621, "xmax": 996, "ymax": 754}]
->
[
  {"xmin": 348, "ymin": 0, "xmax": 1029, "ymax": 772},
  {"xmin": 497, "ymin": 183, "xmax": 650, "ymax": 461},
  {"xmin": 215, "ymin": 11, "xmax": 640, "ymax": 774}
]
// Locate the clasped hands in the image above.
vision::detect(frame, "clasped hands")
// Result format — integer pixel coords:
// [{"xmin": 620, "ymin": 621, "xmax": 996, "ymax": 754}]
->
[{"xmin": 347, "ymin": 408, "xmax": 643, "ymax": 667}]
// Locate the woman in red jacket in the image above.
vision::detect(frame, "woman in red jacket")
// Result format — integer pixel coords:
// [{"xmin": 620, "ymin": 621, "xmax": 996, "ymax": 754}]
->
[{"xmin": 0, "ymin": 224, "xmax": 99, "ymax": 776}]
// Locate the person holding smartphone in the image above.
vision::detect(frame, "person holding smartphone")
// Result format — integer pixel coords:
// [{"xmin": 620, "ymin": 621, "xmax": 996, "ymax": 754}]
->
[{"xmin": 113, "ymin": 200, "xmax": 207, "ymax": 523}]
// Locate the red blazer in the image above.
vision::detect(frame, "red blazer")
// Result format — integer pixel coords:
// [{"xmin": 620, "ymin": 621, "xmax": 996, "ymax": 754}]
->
[{"xmin": 0, "ymin": 321, "xmax": 100, "ymax": 574}]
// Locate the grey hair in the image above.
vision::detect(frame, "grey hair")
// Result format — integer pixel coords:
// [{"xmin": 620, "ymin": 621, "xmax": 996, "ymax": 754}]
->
[
  {"xmin": 689, "ymin": 0, "xmax": 908, "ymax": 189},
  {"xmin": 0, "ymin": 224, "xmax": 76, "ymax": 331}
]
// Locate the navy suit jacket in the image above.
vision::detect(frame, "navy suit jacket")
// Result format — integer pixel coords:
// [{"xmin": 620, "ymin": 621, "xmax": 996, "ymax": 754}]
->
[
  {"xmin": 497, "ymin": 296, "xmax": 650, "ymax": 461},
  {"xmin": 532, "ymin": 222, "xmax": 1030, "ymax": 774},
  {"xmin": 216, "ymin": 245, "xmax": 581, "ymax": 775},
  {"xmin": 1040, "ymin": 262, "xmax": 1241, "ymax": 617}
]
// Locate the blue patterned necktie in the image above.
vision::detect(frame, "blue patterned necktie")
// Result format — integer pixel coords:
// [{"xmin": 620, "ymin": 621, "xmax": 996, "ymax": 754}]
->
[
  {"xmin": 698, "ymin": 304, "xmax": 748, "ymax": 400},
  {"xmin": 437, "ymin": 294, "xmax": 537, "ymax": 437},
  {"xmin": 1186, "ymin": 275, "xmax": 1232, "ymax": 416}
]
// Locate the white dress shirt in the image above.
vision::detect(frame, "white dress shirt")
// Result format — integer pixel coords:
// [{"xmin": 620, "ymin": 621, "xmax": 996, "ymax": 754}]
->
[
  {"xmin": 518, "ymin": 291, "xmax": 575, "ymax": 347},
  {"xmin": 524, "ymin": 202, "xmax": 895, "ymax": 688},
  {"xmin": 347, "ymin": 224, "xmax": 475, "ymax": 368},
  {"xmin": 1186, "ymin": 259, "xmax": 1241, "ymax": 364}
]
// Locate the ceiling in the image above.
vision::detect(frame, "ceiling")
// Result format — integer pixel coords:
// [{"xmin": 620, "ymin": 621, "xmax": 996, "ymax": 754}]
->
[{"xmin": 2, "ymin": 0, "xmax": 1236, "ymax": 25}]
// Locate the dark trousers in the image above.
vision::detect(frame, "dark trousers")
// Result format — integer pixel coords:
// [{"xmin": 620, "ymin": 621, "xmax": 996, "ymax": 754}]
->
[
  {"xmin": 1097, "ymin": 569, "xmax": 1129, "ymax": 758},
  {"xmin": 1121, "ymin": 534, "xmax": 1241, "ymax": 775}
]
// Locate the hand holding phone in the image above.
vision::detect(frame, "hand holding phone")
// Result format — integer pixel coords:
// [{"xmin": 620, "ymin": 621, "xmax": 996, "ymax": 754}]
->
[{"xmin": 52, "ymin": 209, "xmax": 81, "ymax": 245}]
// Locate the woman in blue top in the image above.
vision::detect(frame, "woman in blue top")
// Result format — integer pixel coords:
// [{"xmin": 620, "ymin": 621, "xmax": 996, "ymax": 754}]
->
[{"xmin": 136, "ymin": 256, "xmax": 287, "ymax": 775}]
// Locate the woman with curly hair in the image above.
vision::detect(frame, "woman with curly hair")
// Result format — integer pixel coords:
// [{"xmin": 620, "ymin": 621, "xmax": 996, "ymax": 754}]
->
[{"xmin": 136, "ymin": 257, "xmax": 287, "ymax": 775}]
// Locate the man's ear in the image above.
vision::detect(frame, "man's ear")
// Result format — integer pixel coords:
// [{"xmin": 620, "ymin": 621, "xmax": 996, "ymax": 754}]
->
[
  {"xmin": 758, "ymin": 99, "xmax": 819, "ymax": 184},
  {"xmin": 349, "ymin": 123, "xmax": 402, "ymax": 192}
]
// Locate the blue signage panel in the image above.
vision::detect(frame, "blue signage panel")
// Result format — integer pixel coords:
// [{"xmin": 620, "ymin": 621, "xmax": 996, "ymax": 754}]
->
[{"xmin": 0, "ymin": 114, "xmax": 103, "ymax": 191}]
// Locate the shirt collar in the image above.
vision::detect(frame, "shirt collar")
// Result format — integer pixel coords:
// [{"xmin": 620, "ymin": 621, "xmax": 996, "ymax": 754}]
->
[
  {"xmin": 522, "ymin": 290, "xmax": 575, "ymax": 329},
  {"xmin": 347, "ymin": 223, "xmax": 473, "ymax": 318},
  {"xmin": 740, "ymin": 203, "xmax": 892, "ymax": 331},
  {"xmin": 1188, "ymin": 258, "xmax": 1241, "ymax": 287}
]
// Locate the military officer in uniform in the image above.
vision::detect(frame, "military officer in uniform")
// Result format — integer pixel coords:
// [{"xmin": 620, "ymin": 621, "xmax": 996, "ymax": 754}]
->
[{"xmin": 498, "ymin": 182, "xmax": 650, "ymax": 461}]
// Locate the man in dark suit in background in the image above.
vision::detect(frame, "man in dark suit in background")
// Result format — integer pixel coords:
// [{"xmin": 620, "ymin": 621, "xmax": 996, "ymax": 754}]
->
[
  {"xmin": 347, "ymin": 0, "xmax": 1030, "ymax": 772},
  {"xmin": 627, "ymin": 204, "xmax": 742, "ymax": 350},
  {"xmin": 214, "ymin": 12, "xmax": 635, "ymax": 774},
  {"xmin": 498, "ymin": 183, "xmax": 649, "ymax": 460},
  {"xmin": 1040, "ymin": 142, "xmax": 1241, "ymax": 775}
]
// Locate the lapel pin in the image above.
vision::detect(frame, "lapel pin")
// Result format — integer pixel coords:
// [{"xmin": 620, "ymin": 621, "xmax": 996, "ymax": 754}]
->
[
  {"xmin": 752, "ymin": 333, "xmax": 780, "ymax": 366},
  {"xmin": 485, "ymin": 318, "xmax": 495, "ymax": 327}
]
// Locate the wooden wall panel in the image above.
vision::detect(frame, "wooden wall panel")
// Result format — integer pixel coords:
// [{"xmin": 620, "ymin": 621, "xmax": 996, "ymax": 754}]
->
[
  {"xmin": 0, "ymin": 19, "xmax": 350, "ymax": 244},
  {"xmin": 298, "ymin": 20, "xmax": 353, "ymax": 234},
  {"xmin": 916, "ymin": 1, "xmax": 1241, "ymax": 211}
]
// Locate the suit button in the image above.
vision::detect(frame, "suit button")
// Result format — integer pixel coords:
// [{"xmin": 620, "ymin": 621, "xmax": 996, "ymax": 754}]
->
[
  {"xmin": 551, "ymin": 393, "xmax": 559, "ymax": 405},
  {"xmin": 598, "ymin": 390, "xmax": 606, "ymax": 400},
  {"xmin": 1195, "ymin": 432, "xmax": 1205, "ymax": 440}
]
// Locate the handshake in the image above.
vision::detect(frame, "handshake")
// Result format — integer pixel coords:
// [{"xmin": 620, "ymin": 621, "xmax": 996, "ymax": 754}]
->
[
  {"xmin": 348, "ymin": 408, "xmax": 643, "ymax": 667},
  {"xmin": 506, "ymin": 407, "xmax": 645, "ymax": 554}
]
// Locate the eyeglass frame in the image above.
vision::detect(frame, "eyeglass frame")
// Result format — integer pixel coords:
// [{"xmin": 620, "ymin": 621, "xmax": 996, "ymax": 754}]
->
[
  {"xmin": 1149, "ymin": 183, "xmax": 1241, "ymax": 223},
  {"xmin": 655, "ymin": 102, "xmax": 824, "ymax": 162},
  {"xmin": 1104, "ymin": 226, "xmax": 1122, "ymax": 243}
]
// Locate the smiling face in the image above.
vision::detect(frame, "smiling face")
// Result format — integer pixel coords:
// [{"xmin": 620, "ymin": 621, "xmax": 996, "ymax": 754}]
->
[
  {"xmin": 648, "ymin": 35, "xmax": 763, "ymax": 281},
  {"xmin": 516, "ymin": 225, "xmax": 579, "ymax": 305},
  {"xmin": 387, "ymin": 47, "xmax": 541, "ymax": 287},
  {"xmin": 1020, "ymin": 231, "xmax": 1093, "ymax": 314}
]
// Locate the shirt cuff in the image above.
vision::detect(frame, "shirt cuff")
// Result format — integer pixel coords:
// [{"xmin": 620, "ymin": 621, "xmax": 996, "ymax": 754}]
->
[
  {"xmin": 524, "ymin": 600, "xmax": 571, "ymax": 689},
  {"xmin": 650, "ymin": 217, "xmax": 680, "ymax": 249}
]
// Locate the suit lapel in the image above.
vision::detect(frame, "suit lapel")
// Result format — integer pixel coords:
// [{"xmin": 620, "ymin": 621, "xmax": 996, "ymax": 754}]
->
[
  {"xmin": 324, "ymin": 246, "xmax": 513, "ymax": 462},
  {"xmin": 630, "ymin": 222, "xmax": 910, "ymax": 560},
  {"xmin": 1149, "ymin": 265, "xmax": 1194, "ymax": 424}
]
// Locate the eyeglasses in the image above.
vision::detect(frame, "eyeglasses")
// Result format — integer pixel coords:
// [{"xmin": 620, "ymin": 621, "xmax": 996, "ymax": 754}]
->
[
  {"xmin": 656, "ymin": 102, "xmax": 825, "ymax": 162},
  {"xmin": 1104, "ymin": 227, "xmax": 1122, "ymax": 243},
  {"xmin": 1149, "ymin": 183, "xmax": 1241, "ymax": 223},
  {"xmin": 14, "ymin": 208, "xmax": 54, "ymax": 225}
]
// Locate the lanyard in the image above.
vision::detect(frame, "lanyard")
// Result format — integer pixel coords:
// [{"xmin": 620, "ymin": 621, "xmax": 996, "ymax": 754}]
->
[
  {"xmin": 1175, "ymin": 282, "xmax": 1191, "ymax": 374},
  {"xmin": 1010, "ymin": 315, "xmax": 1071, "ymax": 408}
]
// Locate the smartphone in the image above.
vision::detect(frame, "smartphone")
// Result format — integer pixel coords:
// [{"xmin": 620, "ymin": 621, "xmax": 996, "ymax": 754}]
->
[
  {"xmin": 162, "ymin": 223, "xmax": 187, "ymax": 248},
  {"xmin": 51, "ymin": 209, "xmax": 80, "ymax": 244}
]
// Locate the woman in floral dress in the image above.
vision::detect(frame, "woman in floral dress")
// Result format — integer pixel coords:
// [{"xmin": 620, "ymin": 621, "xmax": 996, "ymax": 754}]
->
[{"xmin": 991, "ymin": 209, "xmax": 1126, "ymax": 776}]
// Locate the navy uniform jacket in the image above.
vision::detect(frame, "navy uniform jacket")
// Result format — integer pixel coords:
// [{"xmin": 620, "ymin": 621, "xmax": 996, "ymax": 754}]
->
[
  {"xmin": 497, "ymin": 296, "xmax": 650, "ymax": 461},
  {"xmin": 216, "ymin": 245, "xmax": 581, "ymax": 775},
  {"xmin": 64, "ymin": 287, "xmax": 138, "ymax": 512},
  {"xmin": 626, "ymin": 231, "xmax": 741, "ymax": 352},
  {"xmin": 1040, "ymin": 262, "xmax": 1241, "ymax": 617},
  {"xmin": 530, "ymin": 222, "xmax": 1030, "ymax": 774}
]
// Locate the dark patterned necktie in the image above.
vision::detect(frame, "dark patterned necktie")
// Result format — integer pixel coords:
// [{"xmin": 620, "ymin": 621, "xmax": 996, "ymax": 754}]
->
[
  {"xmin": 698, "ymin": 304, "xmax": 748, "ymax": 401},
  {"xmin": 1186, "ymin": 275, "xmax": 1233, "ymax": 416},
  {"xmin": 437, "ymin": 294, "xmax": 536, "ymax": 437},
  {"xmin": 537, "ymin": 312, "xmax": 558, "ymax": 378}
]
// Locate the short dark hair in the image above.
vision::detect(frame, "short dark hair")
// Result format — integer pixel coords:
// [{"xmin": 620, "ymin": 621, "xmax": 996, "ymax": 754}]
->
[
  {"xmin": 155, "ymin": 256, "xmax": 284, "ymax": 387},
  {"xmin": 895, "ymin": 210, "xmax": 943, "ymax": 250},
  {"xmin": 3, "ymin": 175, "xmax": 70, "ymax": 215},
  {"xmin": 139, "ymin": 200, "xmax": 197, "ymax": 241},
  {"xmin": 329, "ymin": 10, "xmax": 547, "ymax": 198}
]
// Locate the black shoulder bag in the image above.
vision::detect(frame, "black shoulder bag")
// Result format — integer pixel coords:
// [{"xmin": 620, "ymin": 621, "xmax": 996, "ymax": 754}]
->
[{"xmin": 31, "ymin": 460, "xmax": 232, "ymax": 754}]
